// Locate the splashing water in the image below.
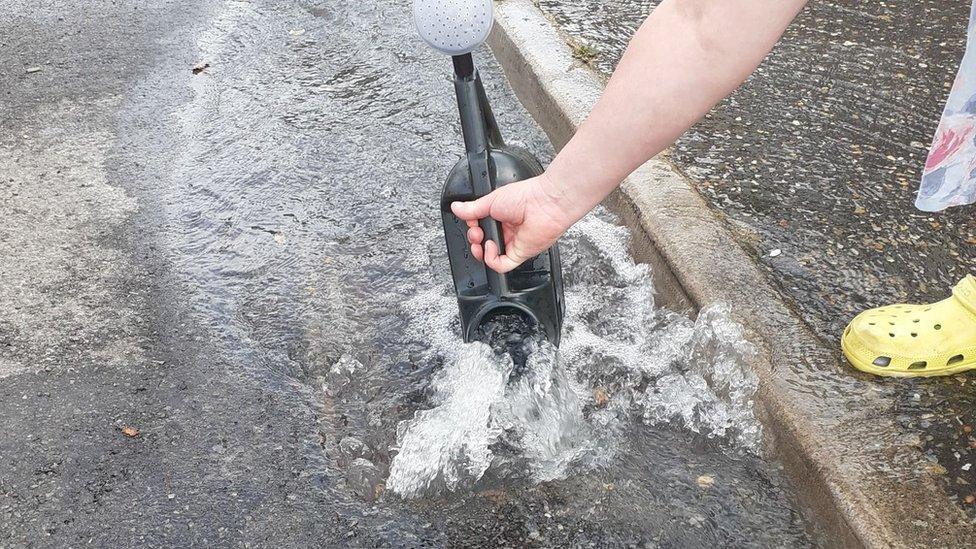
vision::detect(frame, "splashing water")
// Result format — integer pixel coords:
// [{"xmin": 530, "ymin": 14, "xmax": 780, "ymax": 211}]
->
[
  {"xmin": 388, "ymin": 210, "xmax": 760, "ymax": 498},
  {"xmin": 385, "ymin": 344, "xmax": 512, "ymax": 497}
]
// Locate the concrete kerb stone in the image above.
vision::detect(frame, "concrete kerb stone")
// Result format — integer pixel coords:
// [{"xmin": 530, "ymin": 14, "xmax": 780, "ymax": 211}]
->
[{"xmin": 486, "ymin": 0, "xmax": 976, "ymax": 547}]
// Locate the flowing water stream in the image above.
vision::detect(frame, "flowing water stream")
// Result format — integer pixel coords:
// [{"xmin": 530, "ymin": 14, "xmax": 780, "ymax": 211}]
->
[{"xmin": 129, "ymin": 0, "xmax": 816, "ymax": 545}]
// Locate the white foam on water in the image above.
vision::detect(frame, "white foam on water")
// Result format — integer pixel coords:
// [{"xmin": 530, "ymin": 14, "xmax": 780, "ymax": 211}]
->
[
  {"xmin": 388, "ymin": 210, "xmax": 760, "ymax": 498},
  {"xmin": 386, "ymin": 344, "xmax": 511, "ymax": 498}
]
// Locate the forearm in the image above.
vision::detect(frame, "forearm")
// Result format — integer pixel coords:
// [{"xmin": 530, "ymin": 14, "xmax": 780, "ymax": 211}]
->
[{"xmin": 542, "ymin": 0, "xmax": 807, "ymax": 220}]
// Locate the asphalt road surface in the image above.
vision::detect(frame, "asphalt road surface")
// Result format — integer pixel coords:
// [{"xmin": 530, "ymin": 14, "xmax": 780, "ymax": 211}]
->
[{"xmin": 0, "ymin": 0, "xmax": 813, "ymax": 547}]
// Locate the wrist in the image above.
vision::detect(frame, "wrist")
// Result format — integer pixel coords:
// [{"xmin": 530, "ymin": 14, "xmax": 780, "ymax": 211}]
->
[
  {"xmin": 539, "ymin": 159, "xmax": 610, "ymax": 221},
  {"xmin": 533, "ymin": 168, "xmax": 593, "ymax": 231}
]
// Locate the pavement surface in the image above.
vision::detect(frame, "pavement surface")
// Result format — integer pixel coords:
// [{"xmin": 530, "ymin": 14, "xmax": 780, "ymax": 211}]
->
[
  {"xmin": 0, "ymin": 0, "xmax": 815, "ymax": 547},
  {"xmin": 538, "ymin": 0, "xmax": 976, "ymax": 518}
]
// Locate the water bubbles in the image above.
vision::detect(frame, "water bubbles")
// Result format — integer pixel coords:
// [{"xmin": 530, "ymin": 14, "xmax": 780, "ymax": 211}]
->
[
  {"xmin": 323, "ymin": 354, "xmax": 366, "ymax": 395},
  {"xmin": 346, "ymin": 458, "xmax": 384, "ymax": 501}
]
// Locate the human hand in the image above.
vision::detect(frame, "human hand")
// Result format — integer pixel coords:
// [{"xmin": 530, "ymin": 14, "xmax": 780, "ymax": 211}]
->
[{"xmin": 450, "ymin": 173, "xmax": 577, "ymax": 274}]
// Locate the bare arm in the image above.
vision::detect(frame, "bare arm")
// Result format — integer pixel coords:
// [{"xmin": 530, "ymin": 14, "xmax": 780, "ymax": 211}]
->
[{"xmin": 453, "ymin": 0, "xmax": 808, "ymax": 272}]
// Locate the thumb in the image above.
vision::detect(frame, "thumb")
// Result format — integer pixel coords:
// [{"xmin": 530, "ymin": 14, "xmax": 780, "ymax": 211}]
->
[
  {"xmin": 483, "ymin": 240, "xmax": 525, "ymax": 274},
  {"xmin": 450, "ymin": 193, "xmax": 494, "ymax": 221}
]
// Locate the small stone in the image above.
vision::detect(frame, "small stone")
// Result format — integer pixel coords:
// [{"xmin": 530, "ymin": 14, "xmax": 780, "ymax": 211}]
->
[
  {"xmin": 769, "ymin": 249, "xmax": 782, "ymax": 258},
  {"xmin": 121, "ymin": 426, "xmax": 140, "ymax": 438},
  {"xmin": 26, "ymin": 67, "xmax": 42, "ymax": 74}
]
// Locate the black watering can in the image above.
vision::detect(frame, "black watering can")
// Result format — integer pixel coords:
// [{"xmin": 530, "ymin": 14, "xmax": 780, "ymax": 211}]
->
[{"xmin": 414, "ymin": 0, "xmax": 565, "ymax": 345}]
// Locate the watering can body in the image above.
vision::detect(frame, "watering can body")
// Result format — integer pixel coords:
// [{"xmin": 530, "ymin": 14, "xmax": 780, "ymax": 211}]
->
[{"xmin": 440, "ymin": 63, "xmax": 564, "ymax": 345}]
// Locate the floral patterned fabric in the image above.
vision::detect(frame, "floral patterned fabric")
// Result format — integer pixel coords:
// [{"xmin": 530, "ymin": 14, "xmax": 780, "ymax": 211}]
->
[{"xmin": 916, "ymin": 1, "xmax": 976, "ymax": 211}]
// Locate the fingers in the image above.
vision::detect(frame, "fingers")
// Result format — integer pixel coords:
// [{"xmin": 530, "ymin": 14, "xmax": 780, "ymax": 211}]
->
[
  {"xmin": 451, "ymin": 195, "xmax": 493, "ymax": 222},
  {"xmin": 483, "ymin": 240, "xmax": 523, "ymax": 274},
  {"xmin": 466, "ymin": 226, "xmax": 485, "ymax": 261},
  {"xmin": 451, "ymin": 192, "xmax": 525, "ymax": 273}
]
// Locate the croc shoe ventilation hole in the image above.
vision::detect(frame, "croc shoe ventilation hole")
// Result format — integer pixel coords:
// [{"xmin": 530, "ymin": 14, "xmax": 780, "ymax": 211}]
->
[
  {"xmin": 909, "ymin": 361, "xmax": 927, "ymax": 370},
  {"xmin": 949, "ymin": 354, "xmax": 965, "ymax": 366},
  {"xmin": 873, "ymin": 357, "xmax": 891, "ymax": 367}
]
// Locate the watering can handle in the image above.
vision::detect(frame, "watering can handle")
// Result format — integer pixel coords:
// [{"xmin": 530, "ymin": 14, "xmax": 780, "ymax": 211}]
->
[
  {"xmin": 467, "ymin": 153, "xmax": 507, "ymax": 256},
  {"xmin": 453, "ymin": 54, "xmax": 510, "ymax": 292}
]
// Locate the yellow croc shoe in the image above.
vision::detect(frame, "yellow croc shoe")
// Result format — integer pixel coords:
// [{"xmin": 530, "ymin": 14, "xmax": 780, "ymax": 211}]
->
[{"xmin": 842, "ymin": 275, "xmax": 976, "ymax": 377}]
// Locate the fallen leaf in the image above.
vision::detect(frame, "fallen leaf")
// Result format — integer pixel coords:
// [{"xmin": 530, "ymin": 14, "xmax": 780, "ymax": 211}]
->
[
  {"xmin": 854, "ymin": 206, "xmax": 866, "ymax": 215},
  {"xmin": 121, "ymin": 426, "xmax": 140, "ymax": 438},
  {"xmin": 966, "ymin": 495, "xmax": 975, "ymax": 505},
  {"xmin": 593, "ymin": 387, "xmax": 609, "ymax": 407},
  {"xmin": 696, "ymin": 475, "xmax": 715, "ymax": 489},
  {"xmin": 479, "ymin": 489, "xmax": 509, "ymax": 504},
  {"xmin": 192, "ymin": 61, "xmax": 210, "ymax": 74}
]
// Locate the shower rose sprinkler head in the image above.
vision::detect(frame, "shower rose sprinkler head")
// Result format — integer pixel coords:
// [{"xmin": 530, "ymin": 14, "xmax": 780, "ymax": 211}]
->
[{"xmin": 413, "ymin": 0, "xmax": 494, "ymax": 56}]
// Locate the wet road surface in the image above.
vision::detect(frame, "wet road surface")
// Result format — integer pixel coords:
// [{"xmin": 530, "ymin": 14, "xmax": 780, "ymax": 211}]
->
[
  {"xmin": 0, "ymin": 0, "xmax": 816, "ymax": 546},
  {"xmin": 538, "ymin": 0, "xmax": 976, "ymax": 517}
]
